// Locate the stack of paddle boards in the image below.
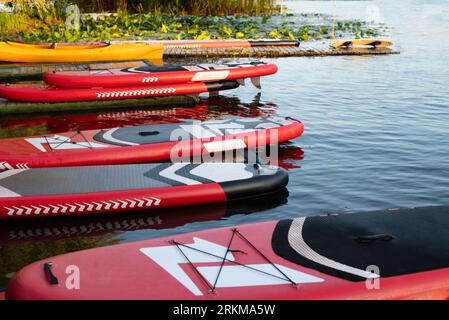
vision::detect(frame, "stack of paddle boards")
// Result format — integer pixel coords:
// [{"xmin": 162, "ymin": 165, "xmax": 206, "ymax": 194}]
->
[
  {"xmin": 0, "ymin": 116, "xmax": 304, "ymax": 219},
  {"xmin": 6, "ymin": 206, "xmax": 449, "ymax": 299},
  {"xmin": 0, "ymin": 62, "xmax": 277, "ymax": 103}
]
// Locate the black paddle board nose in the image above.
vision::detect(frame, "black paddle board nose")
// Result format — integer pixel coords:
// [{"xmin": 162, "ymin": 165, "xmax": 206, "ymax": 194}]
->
[
  {"xmin": 219, "ymin": 166, "xmax": 289, "ymax": 201},
  {"xmin": 206, "ymin": 80, "xmax": 240, "ymax": 92}
]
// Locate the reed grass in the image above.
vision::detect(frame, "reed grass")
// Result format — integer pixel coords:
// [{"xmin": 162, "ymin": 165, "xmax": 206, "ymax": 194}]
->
[
  {"xmin": 74, "ymin": 0, "xmax": 277, "ymax": 16},
  {"xmin": 0, "ymin": 12, "xmax": 35, "ymax": 36}
]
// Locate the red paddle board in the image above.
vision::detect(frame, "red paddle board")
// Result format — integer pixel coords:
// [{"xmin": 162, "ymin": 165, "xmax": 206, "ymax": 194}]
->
[
  {"xmin": 0, "ymin": 81, "xmax": 239, "ymax": 103},
  {"xmin": 0, "ymin": 116, "xmax": 303, "ymax": 169},
  {"xmin": 44, "ymin": 62, "xmax": 277, "ymax": 88},
  {"xmin": 0, "ymin": 162, "xmax": 288, "ymax": 220},
  {"xmin": 7, "ymin": 206, "xmax": 449, "ymax": 299}
]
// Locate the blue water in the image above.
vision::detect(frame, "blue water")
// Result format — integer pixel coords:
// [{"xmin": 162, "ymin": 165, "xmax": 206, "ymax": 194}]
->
[
  {"xmin": 1, "ymin": 0, "xmax": 449, "ymax": 287},
  {"xmin": 129, "ymin": 0, "xmax": 449, "ymax": 235}
]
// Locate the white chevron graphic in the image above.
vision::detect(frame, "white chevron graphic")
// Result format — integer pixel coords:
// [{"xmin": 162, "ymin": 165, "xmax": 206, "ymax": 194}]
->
[
  {"xmin": 0, "ymin": 161, "xmax": 14, "ymax": 170},
  {"xmin": 136, "ymin": 199, "xmax": 145, "ymax": 208},
  {"xmin": 151, "ymin": 197, "xmax": 161, "ymax": 206},
  {"xmin": 75, "ymin": 203, "xmax": 86, "ymax": 212},
  {"xmin": 2, "ymin": 197, "xmax": 163, "ymax": 217},
  {"xmin": 111, "ymin": 201, "xmax": 121, "ymax": 209},
  {"xmin": 31, "ymin": 206, "xmax": 42, "ymax": 215},
  {"xmin": 141, "ymin": 197, "xmax": 162, "ymax": 206},
  {"xmin": 92, "ymin": 202, "xmax": 103, "ymax": 211},
  {"xmin": 118, "ymin": 200, "xmax": 128, "ymax": 209},
  {"xmin": 102, "ymin": 201, "xmax": 112, "ymax": 210},
  {"xmin": 84, "ymin": 203, "xmax": 94, "ymax": 211},
  {"xmin": 143, "ymin": 198, "xmax": 154, "ymax": 206},
  {"xmin": 49, "ymin": 205, "xmax": 60, "ymax": 214},
  {"xmin": 127, "ymin": 199, "xmax": 137, "ymax": 208},
  {"xmin": 141, "ymin": 77, "xmax": 159, "ymax": 83},
  {"xmin": 13, "ymin": 206, "xmax": 23, "ymax": 215},
  {"xmin": 16, "ymin": 163, "xmax": 29, "ymax": 169},
  {"xmin": 96, "ymin": 88, "xmax": 176, "ymax": 99}
]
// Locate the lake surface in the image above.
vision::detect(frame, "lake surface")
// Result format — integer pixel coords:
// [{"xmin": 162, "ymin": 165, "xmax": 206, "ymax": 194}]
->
[{"xmin": 1, "ymin": 0, "xmax": 449, "ymax": 288}]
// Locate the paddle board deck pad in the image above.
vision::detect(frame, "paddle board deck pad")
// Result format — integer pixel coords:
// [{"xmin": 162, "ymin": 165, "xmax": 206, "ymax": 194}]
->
[
  {"xmin": 0, "ymin": 81, "xmax": 239, "ymax": 103},
  {"xmin": 332, "ymin": 39, "xmax": 393, "ymax": 49},
  {"xmin": 0, "ymin": 162, "xmax": 288, "ymax": 220},
  {"xmin": 7, "ymin": 206, "xmax": 449, "ymax": 299},
  {"xmin": 0, "ymin": 116, "xmax": 303, "ymax": 169},
  {"xmin": 43, "ymin": 62, "xmax": 277, "ymax": 88}
]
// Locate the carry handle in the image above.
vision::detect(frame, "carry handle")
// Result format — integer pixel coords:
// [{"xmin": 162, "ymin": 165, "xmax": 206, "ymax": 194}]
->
[
  {"xmin": 356, "ymin": 234, "xmax": 394, "ymax": 244},
  {"xmin": 43, "ymin": 262, "xmax": 59, "ymax": 285}
]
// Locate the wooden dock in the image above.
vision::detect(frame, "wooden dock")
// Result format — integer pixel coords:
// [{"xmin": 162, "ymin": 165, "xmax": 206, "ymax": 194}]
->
[
  {"xmin": 0, "ymin": 42, "xmax": 399, "ymax": 83},
  {"xmin": 164, "ymin": 42, "xmax": 399, "ymax": 59}
]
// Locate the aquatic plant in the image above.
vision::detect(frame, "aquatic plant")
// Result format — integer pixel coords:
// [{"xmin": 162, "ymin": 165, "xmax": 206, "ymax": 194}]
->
[{"xmin": 0, "ymin": 3, "xmax": 385, "ymax": 42}]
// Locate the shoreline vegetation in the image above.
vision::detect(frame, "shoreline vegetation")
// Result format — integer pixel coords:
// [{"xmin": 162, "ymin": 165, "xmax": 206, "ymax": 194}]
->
[{"xmin": 0, "ymin": 1, "xmax": 384, "ymax": 43}]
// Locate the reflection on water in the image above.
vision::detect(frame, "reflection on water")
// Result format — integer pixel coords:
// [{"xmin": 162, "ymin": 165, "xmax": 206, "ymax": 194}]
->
[
  {"xmin": 0, "ymin": 190, "xmax": 288, "ymax": 287},
  {"xmin": 0, "ymin": 95, "xmax": 277, "ymax": 137},
  {"xmin": 1, "ymin": 0, "xmax": 449, "ymax": 292}
]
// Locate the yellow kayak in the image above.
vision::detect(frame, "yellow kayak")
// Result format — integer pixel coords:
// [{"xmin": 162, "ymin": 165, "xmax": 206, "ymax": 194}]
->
[
  {"xmin": 0, "ymin": 41, "xmax": 163, "ymax": 63},
  {"xmin": 332, "ymin": 39, "xmax": 393, "ymax": 49}
]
